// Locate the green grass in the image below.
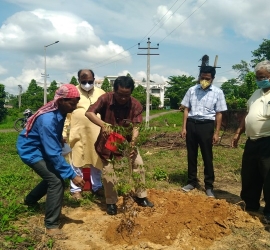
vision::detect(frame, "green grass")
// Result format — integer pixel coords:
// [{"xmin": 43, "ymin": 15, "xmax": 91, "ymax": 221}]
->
[
  {"xmin": 0, "ymin": 116, "xmax": 16, "ymax": 129},
  {"xmin": 0, "ymin": 111, "xmax": 245, "ymax": 248}
]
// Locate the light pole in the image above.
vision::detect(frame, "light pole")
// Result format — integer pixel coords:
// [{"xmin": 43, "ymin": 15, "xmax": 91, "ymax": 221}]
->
[{"xmin": 43, "ymin": 41, "xmax": 59, "ymax": 104}]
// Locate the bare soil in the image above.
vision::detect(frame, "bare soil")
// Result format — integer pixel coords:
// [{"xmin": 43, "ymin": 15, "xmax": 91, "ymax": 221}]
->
[{"xmin": 15, "ymin": 131, "xmax": 270, "ymax": 250}]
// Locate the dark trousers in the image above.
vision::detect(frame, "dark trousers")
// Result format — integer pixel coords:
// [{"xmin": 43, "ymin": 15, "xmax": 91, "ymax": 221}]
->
[
  {"xmin": 241, "ymin": 137, "xmax": 270, "ymax": 214},
  {"xmin": 25, "ymin": 160, "xmax": 65, "ymax": 229},
  {"xmin": 186, "ymin": 119, "xmax": 215, "ymax": 189}
]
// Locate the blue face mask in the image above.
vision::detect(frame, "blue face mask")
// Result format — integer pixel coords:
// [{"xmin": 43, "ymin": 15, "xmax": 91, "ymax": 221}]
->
[{"xmin": 256, "ymin": 79, "xmax": 270, "ymax": 89}]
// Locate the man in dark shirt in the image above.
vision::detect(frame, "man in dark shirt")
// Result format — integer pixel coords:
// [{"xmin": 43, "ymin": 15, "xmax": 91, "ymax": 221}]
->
[{"xmin": 85, "ymin": 76, "xmax": 153, "ymax": 215}]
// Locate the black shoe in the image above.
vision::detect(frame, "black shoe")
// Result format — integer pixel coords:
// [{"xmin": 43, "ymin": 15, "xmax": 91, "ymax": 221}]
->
[
  {"xmin": 92, "ymin": 187, "xmax": 104, "ymax": 197},
  {"xmin": 24, "ymin": 199, "xmax": 40, "ymax": 210},
  {"xmin": 134, "ymin": 197, "xmax": 154, "ymax": 207},
  {"xmin": 106, "ymin": 204, "xmax": 117, "ymax": 215}
]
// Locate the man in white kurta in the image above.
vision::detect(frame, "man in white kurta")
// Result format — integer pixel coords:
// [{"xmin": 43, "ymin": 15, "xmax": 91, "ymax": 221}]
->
[{"xmin": 63, "ymin": 69, "xmax": 105, "ymax": 199}]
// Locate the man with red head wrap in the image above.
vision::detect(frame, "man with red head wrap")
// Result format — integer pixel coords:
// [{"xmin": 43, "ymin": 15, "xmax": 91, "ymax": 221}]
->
[{"xmin": 16, "ymin": 84, "xmax": 85, "ymax": 238}]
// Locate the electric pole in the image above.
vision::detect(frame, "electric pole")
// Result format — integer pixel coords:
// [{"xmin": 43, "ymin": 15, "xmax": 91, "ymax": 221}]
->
[
  {"xmin": 18, "ymin": 85, "xmax": 22, "ymax": 108},
  {"xmin": 138, "ymin": 38, "xmax": 159, "ymax": 127}
]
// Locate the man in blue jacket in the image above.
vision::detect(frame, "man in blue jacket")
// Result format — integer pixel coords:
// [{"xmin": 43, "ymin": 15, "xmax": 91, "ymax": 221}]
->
[{"xmin": 16, "ymin": 84, "xmax": 85, "ymax": 238}]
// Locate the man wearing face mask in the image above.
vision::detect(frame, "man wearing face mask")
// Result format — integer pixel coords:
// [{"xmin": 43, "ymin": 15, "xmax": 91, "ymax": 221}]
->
[
  {"xmin": 180, "ymin": 64, "xmax": 227, "ymax": 198},
  {"xmin": 231, "ymin": 60, "xmax": 270, "ymax": 223},
  {"xmin": 63, "ymin": 69, "xmax": 105, "ymax": 200}
]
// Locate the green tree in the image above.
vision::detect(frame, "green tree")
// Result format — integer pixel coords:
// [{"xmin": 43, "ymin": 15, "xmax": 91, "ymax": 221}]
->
[
  {"xmin": 132, "ymin": 85, "xmax": 146, "ymax": 107},
  {"xmin": 47, "ymin": 80, "xmax": 58, "ymax": 101},
  {"xmin": 251, "ymin": 39, "xmax": 270, "ymax": 66},
  {"xmin": 150, "ymin": 95, "xmax": 160, "ymax": 109},
  {"xmin": 232, "ymin": 60, "xmax": 251, "ymax": 82},
  {"xmin": 220, "ymin": 78, "xmax": 239, "ymax": 99},
  {"xmin": 70, "ymin": 76, "xmax": 78, "ymax": 86},
  {"xmin": 165, "ymin": 75, "xmax": 196, "ymax": 109},
  {"xmin": 0, "ymin": 84, "xmax": 7, "ymax": 122},
  {"xmin": 20, "ymin": 79, "xmax": 44, "ymax": 110},
  {"xmin": 126, "ymin": 73, "xmax": 132, "ymax": 78},
  {"xmin": 101, "ymin": 77, "xmax": 112, "ymax": 92}
]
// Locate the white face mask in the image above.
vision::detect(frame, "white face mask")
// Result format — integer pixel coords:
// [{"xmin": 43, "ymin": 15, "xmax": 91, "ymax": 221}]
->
[{"xmin": 80, "ymin": 83, "xmax": 94, "ymax": 92}]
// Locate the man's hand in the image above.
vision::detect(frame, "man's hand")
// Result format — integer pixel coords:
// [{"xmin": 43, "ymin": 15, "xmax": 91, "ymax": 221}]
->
[
  {"xmin": 212, "ymin": 132, "xmax": 219, "ymax": 144},
  {"xmin": 231, "ymin": 134, "xmax": 240, "ymax": 148},
  {"xmin": 101, "ymin": 123, "xmax": 113, "ymax": 138},
  {"xmin": 72, "ymin": 176, "xmax": 85, "ymax": 188},
  {"xmin": 181, "ymin": 129, "xmax": 187, "ymax": 139}
]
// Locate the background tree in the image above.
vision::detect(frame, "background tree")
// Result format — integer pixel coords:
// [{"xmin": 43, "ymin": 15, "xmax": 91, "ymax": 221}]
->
[
  {"xmin": 20, "ymin": 79, "xmax": 43, "ymax": 111},
  {"xmin": 126, "ymin": 73, "xmax": 132, "ymax": 78},
  {"xmin": 165, "ymin": 75, "xmax": 196, "ymax": 109},
  {"xmin": 132, "ymin": 85, "xmax": 146, "ymax": 108},
  {"xmin": 221, "ymin": 72, "xmax": 257, "ymax": 110},
  {"xmin": 251, "ymin": 38, "xmax": 270, "ymax": 66},
  {"xmin": 232, "ymin": 60, "xmax": 251, "ymax": 82},
  {"xmin": 70, "ymin": 76, "xmax": 78, "ymax": 86},
  {"xmin": 47, "ymin": 80, "xmax": 58, "ymax": 101},
  {"xmin": 101, "ymin": 77, "xmax": 112, "ymax": 92},
  {"xmin": 0, "ymin": 84, "xmax": 7, "ymax": 122}
]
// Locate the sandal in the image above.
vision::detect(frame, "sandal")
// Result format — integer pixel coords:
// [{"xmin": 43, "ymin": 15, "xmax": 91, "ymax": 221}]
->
[{"xmin": 46, "ymin": 228, "xmax": 68, "ymax": 240}]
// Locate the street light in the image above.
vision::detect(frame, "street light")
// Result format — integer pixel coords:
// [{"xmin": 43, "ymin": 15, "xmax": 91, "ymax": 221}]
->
[{"xmin": 43, "ymin": 41, "xmax": 59, "ymax": 104}]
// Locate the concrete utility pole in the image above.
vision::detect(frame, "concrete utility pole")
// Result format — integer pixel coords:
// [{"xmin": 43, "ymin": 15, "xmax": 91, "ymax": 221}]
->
[
  {"xmin": 18, "ymin": 85, "xmax": 22, "ymax": 108},
  {"xmin": 138, "ymin": 38, "xmax": 159, "ymax": 127},
  {"xmin": 42, "ymin": 41, "xmax": 59, "ymax": 105}
]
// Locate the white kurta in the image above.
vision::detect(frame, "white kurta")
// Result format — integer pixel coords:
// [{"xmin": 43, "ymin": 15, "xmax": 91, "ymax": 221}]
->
[{"xmin": 63, "ymin": 85, "xmax": 105, "ymax": 170}]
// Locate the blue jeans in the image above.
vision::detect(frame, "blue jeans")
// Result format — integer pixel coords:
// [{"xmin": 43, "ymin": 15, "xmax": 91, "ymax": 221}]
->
[{"xmin": 25, "ymin": 160, "xmax": 65, "ymax": 229}]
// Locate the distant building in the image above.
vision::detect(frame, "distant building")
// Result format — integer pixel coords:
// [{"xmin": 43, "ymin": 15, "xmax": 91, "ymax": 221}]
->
[{"xmin": 97, "ymin": 76, "xmax": 169, "ymax": 108}]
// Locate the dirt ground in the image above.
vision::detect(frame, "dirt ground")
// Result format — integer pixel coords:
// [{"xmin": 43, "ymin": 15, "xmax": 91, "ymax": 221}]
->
[
  {"xmin": 20, "ymin": 187, "xmax": 270, "ymax": 250},
  {"xmin": 16, "ymin": 131, "xmax": 270, "ymax": 250}
]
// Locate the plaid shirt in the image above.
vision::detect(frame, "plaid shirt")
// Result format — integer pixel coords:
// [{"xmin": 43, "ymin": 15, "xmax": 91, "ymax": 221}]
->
[
  {"xmin": 181, "ymin": 84, "xmax": 227, "ymax": 120},
  {"xmin": 88, "ymin": 92, "xmax": 143, "ymax": 160}
]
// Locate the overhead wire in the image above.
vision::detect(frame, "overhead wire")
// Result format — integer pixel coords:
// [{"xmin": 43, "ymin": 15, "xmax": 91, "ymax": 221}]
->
[
  {"xmin": 147, "ymin": 0, "xmax": 188, "ymax": 39},
  {"xmin": 158, "ymin": 0, "xmax": 208, "ymax": 44},
  {"xmin": 88, "ymin": 0, "xmax": 185, "ymax": 70}
]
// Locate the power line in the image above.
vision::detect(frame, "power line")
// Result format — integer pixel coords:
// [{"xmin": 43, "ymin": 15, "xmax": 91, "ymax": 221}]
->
[
  {"xmin": 139, "ymin": 0, "xmax": 181, "ymax": 43},
  {"xmin": 87, "ymin": 1, "xmax": 184, "ymax": 70},
  {"xmin": 158, "ymin": 0, "xmax": 208, "ymax": 44},
  {"xmin": 148, "ymin": 0, "xmax": 188, "ymax": 38}
]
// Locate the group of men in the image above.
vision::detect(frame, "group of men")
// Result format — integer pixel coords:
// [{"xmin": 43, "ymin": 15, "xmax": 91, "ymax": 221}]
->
[{"xmin": 16, "ymin": 59, "xmax": 270, "ymax": 237}]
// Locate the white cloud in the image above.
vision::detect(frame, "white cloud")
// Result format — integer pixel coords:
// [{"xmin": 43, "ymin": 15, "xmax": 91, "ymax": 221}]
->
[
  {"xmin": 2, "ymin": 68, "xmax": 42, "ymax": 94},
  {"xmin": 0, "ymin": 65, "xmax": 8, "ymax": 75}
]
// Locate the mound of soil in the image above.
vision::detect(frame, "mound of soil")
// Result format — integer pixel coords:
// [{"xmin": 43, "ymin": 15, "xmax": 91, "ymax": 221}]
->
[{"xmin": 22, "ymin": 189, "xmax": 268, "ymax": 250}]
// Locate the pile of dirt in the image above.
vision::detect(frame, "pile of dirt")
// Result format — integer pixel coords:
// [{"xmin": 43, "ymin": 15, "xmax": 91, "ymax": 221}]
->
[{"xmin": 21, "ymin": 189, "xmax": 267, "ymax": 250}]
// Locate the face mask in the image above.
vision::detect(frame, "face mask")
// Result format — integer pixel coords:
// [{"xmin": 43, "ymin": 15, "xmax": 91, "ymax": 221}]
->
[
  {"xmin": 256, "ymin": 79, "xmax": 270, "ymax": 89},
  {"xmin": 80, "ymin": 83, "xmax": 94, "ymax": 92},
  {"xmin": 200, "ymin": 80, "xmax": 211, "ymax": 89}
]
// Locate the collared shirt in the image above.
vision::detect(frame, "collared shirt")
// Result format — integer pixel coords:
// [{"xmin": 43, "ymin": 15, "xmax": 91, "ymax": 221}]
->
[
  {"xmin": 246, "ymin": 89, "xmax": 270, "ymax": 139},
  {"xmin": 16, "ymin": 110, "xmax": 76, "ymax": 180},
  {"xmin": 181, "ymin": 84, "xmax": 227, "ymax": 120},
  {"xmin": 87, "ymin": 92, "xmax": 143, "ymax": 160}
]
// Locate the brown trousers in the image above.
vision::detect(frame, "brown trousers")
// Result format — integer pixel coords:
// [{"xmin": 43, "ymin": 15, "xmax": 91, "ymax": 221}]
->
[{"xmin": 102, "ymin": 150, "xmax": 147, "ymax": 204}]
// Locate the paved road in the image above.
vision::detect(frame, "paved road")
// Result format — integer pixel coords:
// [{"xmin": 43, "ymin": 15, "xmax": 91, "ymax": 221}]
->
[{"xmin": 0, "ymin": 110, "xmax": 179, "ymax": 133}]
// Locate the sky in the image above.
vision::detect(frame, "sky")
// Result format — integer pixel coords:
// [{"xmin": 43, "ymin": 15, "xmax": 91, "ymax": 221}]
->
[{"xmin": 0, "ymin": 0, "xmax": 269, "ymax": 95}]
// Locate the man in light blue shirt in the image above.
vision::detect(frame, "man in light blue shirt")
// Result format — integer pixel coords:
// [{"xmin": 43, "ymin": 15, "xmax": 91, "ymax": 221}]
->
[
  {"xmin": 16, "ymin": 84, "xmax": 85, "ymax": 238},
  {"xmin": 180, "ymin": 66, "xmax": 227, "ymax": 198}
]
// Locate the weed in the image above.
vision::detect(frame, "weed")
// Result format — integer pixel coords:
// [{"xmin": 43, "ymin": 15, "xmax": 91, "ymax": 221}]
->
[{"xmin": 153, "ymin": 167, "xmax": 168, "ymax": 181}]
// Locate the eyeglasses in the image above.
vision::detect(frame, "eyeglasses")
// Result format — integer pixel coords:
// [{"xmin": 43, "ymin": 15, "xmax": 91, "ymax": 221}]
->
[
  {"xmin": 114, "ymin": 92, "xmax": 131, "ymax": 99},
  {"xmin": 80, "ymin": 80, "xmax": 94, "ymax": 85}
]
